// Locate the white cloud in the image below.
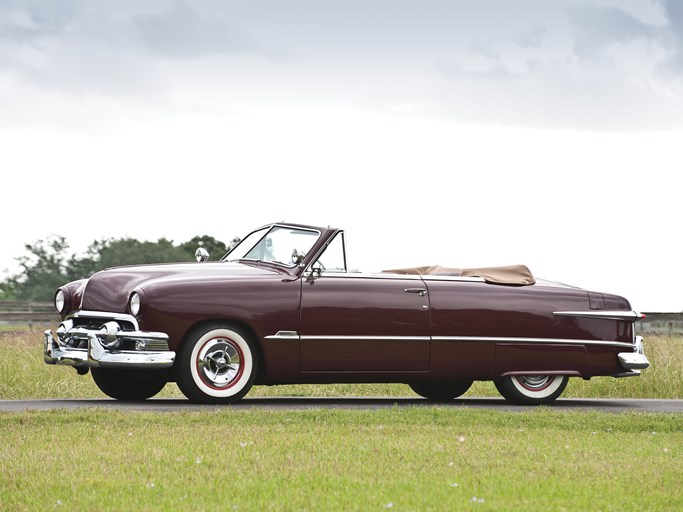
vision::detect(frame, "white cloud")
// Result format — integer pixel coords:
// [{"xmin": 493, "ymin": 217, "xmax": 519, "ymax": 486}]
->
[
  {"xmin": 1, "ymin": 0, "xmax": 683, "ymax": 130},
  {"xmin": 0, "ymin": 1, "xmax": 681, "ymax": 310}
]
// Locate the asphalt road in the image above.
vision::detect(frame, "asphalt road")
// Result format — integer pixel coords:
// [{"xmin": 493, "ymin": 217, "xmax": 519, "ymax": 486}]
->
[{"xmin": 1, "ymin": 397, "xmax": 682, "ymax": 413}]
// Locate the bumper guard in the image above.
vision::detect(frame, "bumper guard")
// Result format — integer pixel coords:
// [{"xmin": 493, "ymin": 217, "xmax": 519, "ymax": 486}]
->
[{"xmin": 615, "ymin": 336, "xmax": 649, "ymax": 377}]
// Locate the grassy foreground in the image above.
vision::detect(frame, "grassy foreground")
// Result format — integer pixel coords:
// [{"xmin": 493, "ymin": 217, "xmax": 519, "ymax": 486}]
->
[
  {"xmin": 1, "ymin": 408, "xmax": 682, "ymax": 511},
  {"xmin": 0, "ymin": 329, "xmax": 681, "ymax": 400},
  {"xmin": 1, "ymin": 329, "xmax": 682, "ymax": 510}
]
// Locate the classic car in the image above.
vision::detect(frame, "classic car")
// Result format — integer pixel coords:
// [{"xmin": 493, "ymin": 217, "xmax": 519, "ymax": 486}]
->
[{"xmin": 44, "ymin": 222, "xmax": 649, "ymax": 405}]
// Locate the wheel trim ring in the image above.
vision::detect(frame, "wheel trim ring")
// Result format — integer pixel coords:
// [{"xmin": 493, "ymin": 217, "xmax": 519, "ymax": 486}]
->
[{"xmin": 195, "ymin": 336, "xmax": 245, "ymax": 391}]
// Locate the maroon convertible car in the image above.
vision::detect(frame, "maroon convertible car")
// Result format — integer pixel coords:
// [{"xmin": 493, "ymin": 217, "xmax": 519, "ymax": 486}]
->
[{"xmin": 44, "ymin": 222, "xmax": 649, "ymax": 405}]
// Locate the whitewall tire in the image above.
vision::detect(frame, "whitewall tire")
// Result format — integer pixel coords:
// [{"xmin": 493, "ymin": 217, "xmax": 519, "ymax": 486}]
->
[
  {"xmin": 177, "ymin": 323, "xmax": 258, "ymax": 404},
  {"xmin": 494, "ymin": 375, "xmax": 569, "ymax": 405}
]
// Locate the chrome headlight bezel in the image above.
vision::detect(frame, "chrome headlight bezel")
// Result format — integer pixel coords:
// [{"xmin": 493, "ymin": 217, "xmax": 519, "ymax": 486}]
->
[
  {"xmin": 129, "ymin": 292, "xmax": 141, "ymax": 316},
  {"xmin": 54, "ymin": 290, "xmax": 66, "ymax": 314}
]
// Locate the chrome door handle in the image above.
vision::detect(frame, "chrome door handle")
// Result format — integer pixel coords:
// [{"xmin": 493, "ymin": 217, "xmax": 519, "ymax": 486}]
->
[{"xmin": 404, "ymin": 288, "xmax": 427, "ymax": 296}]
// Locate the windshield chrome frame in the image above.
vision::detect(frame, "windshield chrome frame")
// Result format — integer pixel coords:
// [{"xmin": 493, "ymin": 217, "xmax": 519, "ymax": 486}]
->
[{"xmin": 223, "ymin": 224, "xmax": 322, "ymax": 269}]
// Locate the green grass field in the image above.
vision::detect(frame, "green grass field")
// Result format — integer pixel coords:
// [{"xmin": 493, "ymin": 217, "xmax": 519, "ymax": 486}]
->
[
  {"xmin": 1, "ymin": 329, "xmax": 681, "ymax": 511},
  {"xmin": 2, "ymin": 408, "xmax": 682, "ymax": 511}
]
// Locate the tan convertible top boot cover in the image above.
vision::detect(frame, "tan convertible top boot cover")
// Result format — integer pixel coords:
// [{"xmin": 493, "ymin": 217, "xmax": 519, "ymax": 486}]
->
[{"xmin": 383, "ymin": 264, "xmax": 536, "ymax": 286}]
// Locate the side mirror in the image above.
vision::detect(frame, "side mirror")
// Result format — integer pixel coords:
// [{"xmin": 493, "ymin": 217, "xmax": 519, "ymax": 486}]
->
[
  {"xmin": 195, "ymin": 247, "xmax": 210, "ymax": 263},
  {"xmin": 307, "ymin": 267, "xmax": 322, "ymax": 282}
]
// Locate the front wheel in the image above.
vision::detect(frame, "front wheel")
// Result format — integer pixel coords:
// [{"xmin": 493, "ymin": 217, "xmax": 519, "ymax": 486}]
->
[
  {"xmin": 409, "ymin": 380, "xmax": 473, "ymax": 401},
  {"xmin": 91, "ymin": 368, "xmax": 167, "ymax": 401},
  {"xmin": 176, "ymin": 323, "xmax": 258, "ymax": 404},
  {"xmin": 494, "ymin": 375, "xmax": 569, "ymax": 405}
]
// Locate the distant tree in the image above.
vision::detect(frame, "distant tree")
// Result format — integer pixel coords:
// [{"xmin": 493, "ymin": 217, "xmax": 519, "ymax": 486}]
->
[
  {"xmin": 3, "ymin": 233, "xmax": 238, "ymax": 301},
  {"xmin": 92, "ymin": 237, "xmax": 188, "ymax": 269},
  {"xmin": 64, "ymin": 239, "xmax": 108, "ymax": 282},
  {"xmin": 179, "ymin": 235, "xmax": 229, "ymax": 261},
  {"xmin": 228, "ymin": 237, "xmax": 242, "ymax": 251},
  {"xmin": 179, "ymin": 235, "xmax": 241, "ymax": 260},
  {"xmin": 7, "ymin": 236, "xmax": 71, "ymax": 301},
  {"xmin": 0, "ymin": 282, "xmax": 15, "ymax": 301}
]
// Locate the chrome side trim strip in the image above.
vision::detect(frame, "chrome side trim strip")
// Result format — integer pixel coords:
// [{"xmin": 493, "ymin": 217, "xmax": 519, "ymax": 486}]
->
[
  {"xmin": 317, "ymin": 273, "xmax": 486, "ymax": 282},
  {"xmin": 266, "ymin": 333, "xmax": 633, "ymax": 347},
  {"xmin": 301, "ymin": 335, "xmax": 431, "ymax": 341},
  {"xmin": 266, "ymin": 333, "xmax": 431, "ymax": 341},
  {"xmin": 432, "ymin": 335, "xmax": 634, "ymax": 348},
  {"xmin": 553, "ymin": 310, "xmax": 644, "ymax": 321},
  {"xmin": 420, "ymin": 276, "xmax": 487, "ymax": 283},
  {"xmin": 265, "ymin": 331, "xmax": 300, "ymax": 340},
  {"xmin": 307, "ymin": 272, "xmax": 424, "ymax": 280}
]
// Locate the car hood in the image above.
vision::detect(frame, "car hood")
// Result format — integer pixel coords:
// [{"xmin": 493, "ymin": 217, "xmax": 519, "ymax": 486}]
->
[{"xmin": 80, "ymin": 261, "xmax": 281, "ymax": 312}]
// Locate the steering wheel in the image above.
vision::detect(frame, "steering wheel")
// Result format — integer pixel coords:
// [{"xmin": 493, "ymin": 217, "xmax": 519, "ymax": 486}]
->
[{"xmin": 291, "ymin": 249, "xmax": 305, "ymax": 265}]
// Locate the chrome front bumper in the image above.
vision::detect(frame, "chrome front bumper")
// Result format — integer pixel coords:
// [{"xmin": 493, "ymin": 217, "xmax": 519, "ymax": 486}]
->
[
  {"xmin": 44, "ymin": 313, "xmax": 175, "ymax": 369},
  {"xmin": 615, "ymin": 336, "xmax": 650, "ymax": 377}
]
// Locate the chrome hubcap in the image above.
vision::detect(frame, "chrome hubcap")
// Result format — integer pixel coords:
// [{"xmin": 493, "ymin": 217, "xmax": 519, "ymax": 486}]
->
[
  {"xmin": 198, "ymin": 338, "xmax": 242, "ymax": 388},
  {"xmin": 517, "ymin": 375, "xmax": 553, "ymax": 391}
]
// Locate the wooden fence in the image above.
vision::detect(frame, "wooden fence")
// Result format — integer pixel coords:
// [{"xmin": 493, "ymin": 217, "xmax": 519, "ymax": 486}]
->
[
  {"xmin": 0, "ymin": 301, "xmax": 60, "ymax": 326},
  {"xmin": 639, "ymin": 312, "xmax": 683, "ymax": 336}
]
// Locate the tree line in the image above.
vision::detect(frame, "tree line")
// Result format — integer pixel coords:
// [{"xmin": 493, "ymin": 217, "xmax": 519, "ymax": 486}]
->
[{"xmin": 0, "ymin": 234, "xmax": 239, "ymax": 302}]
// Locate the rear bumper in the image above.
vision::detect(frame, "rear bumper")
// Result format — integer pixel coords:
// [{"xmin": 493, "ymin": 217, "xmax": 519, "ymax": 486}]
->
[
  {"xmin": 43, "ymin": 315, "xmax": 175, "ymax": 369},
  {"xmin": 615, "ymin": 336, "xmax": 649, "ymax": 377}
]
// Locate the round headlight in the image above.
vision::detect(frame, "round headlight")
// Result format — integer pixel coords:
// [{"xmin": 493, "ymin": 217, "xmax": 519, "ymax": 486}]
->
[
  {"xmin": 55, "ymin": 290, "xmax": 65, "ymax": 314},
  {"xmin": 129, "ymin": 292, "xmax": 141, "ymax": 316}
]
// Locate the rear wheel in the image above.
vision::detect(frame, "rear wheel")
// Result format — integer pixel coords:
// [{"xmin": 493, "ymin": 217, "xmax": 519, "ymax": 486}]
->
[
  {"xmin": 494, "ymin": 375, "xmax": 569, "ymax": 405},
  {"xmin": 91, "ymin": 368, "xmax": 167, "ymax": 401},
  {"xmin": 409, "ymin": 380, "xmax": 473, "ymax": 401},
  {"xmin": 176, "ymin": 323, "xmax": 258, "ymax": 404}
]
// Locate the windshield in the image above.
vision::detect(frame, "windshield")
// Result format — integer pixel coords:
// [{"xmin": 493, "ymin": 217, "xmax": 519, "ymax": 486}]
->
[{"xmin": 225, "ymin": 225, "xmax": 321, "ymax": 267}]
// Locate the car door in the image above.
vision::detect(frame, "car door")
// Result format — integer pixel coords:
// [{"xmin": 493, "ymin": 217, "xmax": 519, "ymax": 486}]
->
[{"xmin": 299, "ymin": 273, "xmax": 431, "ymax": 373}]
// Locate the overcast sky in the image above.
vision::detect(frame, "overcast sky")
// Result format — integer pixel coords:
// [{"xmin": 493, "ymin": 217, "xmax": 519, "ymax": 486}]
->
[{"xmin": 1, "ymin": 0, "xmax": 682, "ymax": 311}]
